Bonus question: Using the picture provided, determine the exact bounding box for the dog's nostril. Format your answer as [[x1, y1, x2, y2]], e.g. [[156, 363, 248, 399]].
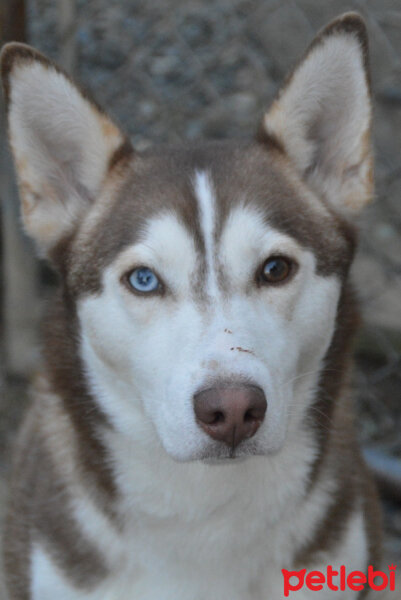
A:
[[244, 409, 255, 422], [244, 405, 266, 422], [212, 411, 225, 424]]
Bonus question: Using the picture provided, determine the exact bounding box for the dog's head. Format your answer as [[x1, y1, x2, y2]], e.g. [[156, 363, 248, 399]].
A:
[[1, 13, 372, 462]]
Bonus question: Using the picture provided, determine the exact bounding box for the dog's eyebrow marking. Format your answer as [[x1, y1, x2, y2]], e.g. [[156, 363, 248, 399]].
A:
[[194, 170, 219, 298]]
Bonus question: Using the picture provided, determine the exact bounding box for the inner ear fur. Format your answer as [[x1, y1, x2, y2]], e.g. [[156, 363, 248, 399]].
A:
[[260, 12, 373, 217], [0, 42, 133, 255]]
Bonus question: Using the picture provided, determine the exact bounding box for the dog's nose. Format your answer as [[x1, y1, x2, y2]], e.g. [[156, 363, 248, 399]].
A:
[[194, 385, 267, 448]]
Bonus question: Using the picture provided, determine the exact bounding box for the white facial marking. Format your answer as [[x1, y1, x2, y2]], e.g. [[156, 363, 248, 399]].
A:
[[193, 170, 219, 297], [220, 204, 300, 291], [78, 198, 341, 464]]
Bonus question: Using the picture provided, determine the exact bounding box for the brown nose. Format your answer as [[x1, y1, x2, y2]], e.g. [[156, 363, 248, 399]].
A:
[[194, 385, 267, 448]]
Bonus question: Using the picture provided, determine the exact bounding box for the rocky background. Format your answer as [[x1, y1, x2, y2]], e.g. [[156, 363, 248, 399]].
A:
[[1, 0, 400, 585]]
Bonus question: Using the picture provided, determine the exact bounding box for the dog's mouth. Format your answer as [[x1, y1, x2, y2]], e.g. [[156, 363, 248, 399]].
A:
[[195, 438, 266, 463], [202, 455, 250, 465]]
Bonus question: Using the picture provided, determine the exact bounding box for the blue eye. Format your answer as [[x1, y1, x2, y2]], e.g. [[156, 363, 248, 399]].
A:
[[127, 267, 160, 293]]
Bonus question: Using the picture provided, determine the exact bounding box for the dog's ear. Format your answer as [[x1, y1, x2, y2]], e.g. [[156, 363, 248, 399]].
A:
[[0, 43, 132, 254], [261, 13, 372, 217]]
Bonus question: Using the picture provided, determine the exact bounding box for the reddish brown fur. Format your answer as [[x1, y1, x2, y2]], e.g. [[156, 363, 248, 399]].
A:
[[296, 286, 382, 576]]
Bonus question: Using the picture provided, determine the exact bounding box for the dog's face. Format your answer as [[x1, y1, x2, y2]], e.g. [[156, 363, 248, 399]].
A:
[[1, 14, 372, 462], [75, 146, 349, 461]]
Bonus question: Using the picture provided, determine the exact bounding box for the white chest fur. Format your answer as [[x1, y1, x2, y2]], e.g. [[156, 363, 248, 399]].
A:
[[31, 457, 367, 600], [30, 428, 366, 600]]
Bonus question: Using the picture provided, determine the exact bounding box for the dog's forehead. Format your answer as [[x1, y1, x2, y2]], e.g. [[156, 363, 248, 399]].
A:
[[68, 141, 355, 296]]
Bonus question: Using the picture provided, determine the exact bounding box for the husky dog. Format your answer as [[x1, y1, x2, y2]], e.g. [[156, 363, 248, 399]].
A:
[[1, 12, 383, 600]]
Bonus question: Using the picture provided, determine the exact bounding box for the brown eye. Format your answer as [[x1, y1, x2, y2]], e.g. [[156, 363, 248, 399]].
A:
[[260, 256, 293, 284]]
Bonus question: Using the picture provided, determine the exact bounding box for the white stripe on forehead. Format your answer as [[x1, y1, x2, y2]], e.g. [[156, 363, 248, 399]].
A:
[[193, 171, 219, 297]]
